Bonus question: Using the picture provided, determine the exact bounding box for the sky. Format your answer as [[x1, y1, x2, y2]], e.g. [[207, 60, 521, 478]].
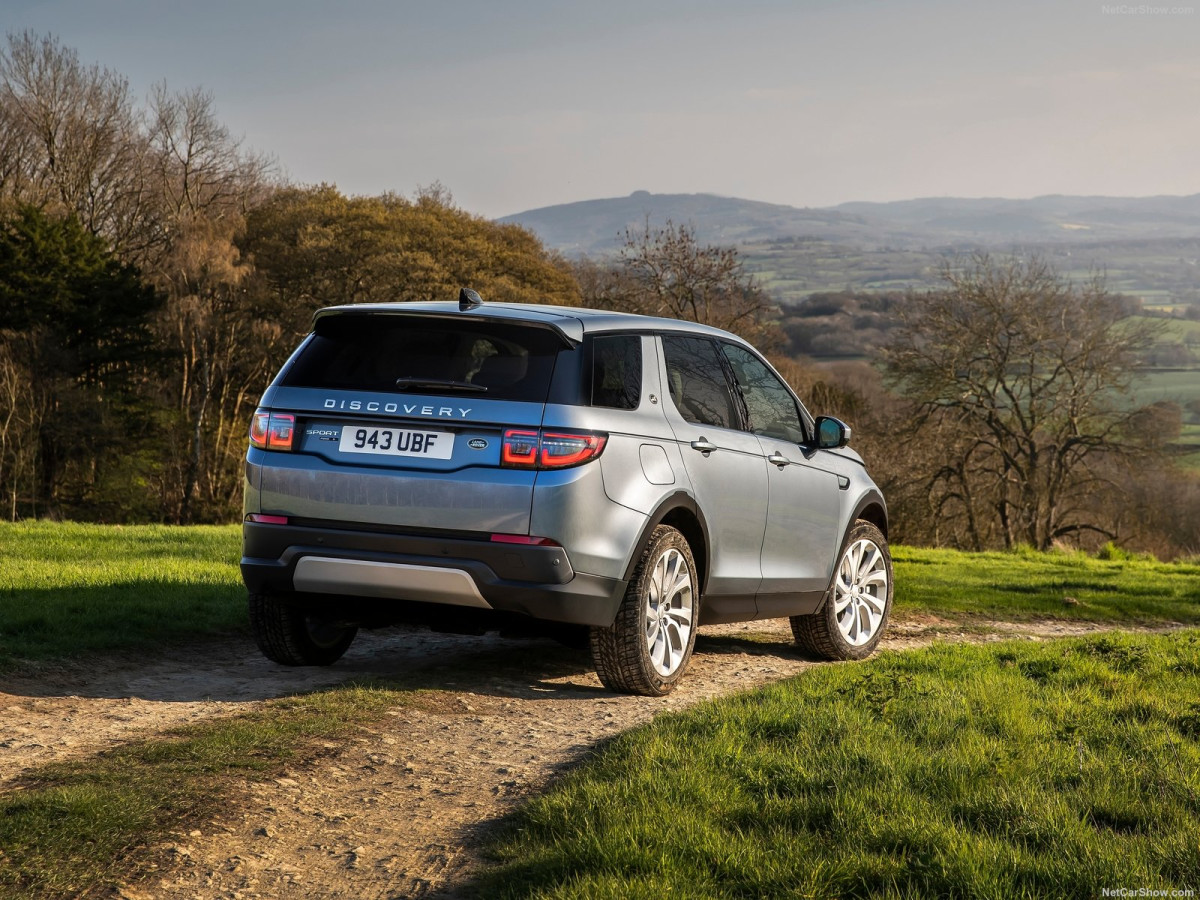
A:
[[6, 0, 1200, 218]]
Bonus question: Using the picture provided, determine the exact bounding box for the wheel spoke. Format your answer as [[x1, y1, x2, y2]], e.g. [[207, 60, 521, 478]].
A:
[[656, 630, 673, 671], [860, 592, 886, 615], [666, 603, 693, 626], [840, 553, 854, 581], [850, 541, 864, 574], [651, 557, 668, 603], [857, 603, 872, 642], [857, 546, 881, 581], [860, 569, 888, 588], [843, 604, 858, 641], [834, 590, 854, 614], [666, 567, 691, 602]]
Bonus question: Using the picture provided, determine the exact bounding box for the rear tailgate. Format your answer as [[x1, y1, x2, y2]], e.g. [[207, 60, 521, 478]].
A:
[[256, 388, 545, 533]]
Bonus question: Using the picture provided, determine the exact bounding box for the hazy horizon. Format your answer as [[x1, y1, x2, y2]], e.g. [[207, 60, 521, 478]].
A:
[[7, 0, 1200, 218]]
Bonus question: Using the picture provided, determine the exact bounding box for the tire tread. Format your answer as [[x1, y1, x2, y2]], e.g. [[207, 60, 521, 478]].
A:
[[249, 590, 356, 666], [590, 525, 697, 696], [790, 520, 892, 662]]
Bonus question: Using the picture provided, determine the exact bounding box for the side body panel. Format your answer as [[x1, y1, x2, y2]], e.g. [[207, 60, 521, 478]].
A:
[[653, 336, 766, 613]]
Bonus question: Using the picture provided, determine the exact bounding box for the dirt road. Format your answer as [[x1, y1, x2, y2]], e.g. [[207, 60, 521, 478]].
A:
[[0, 616, 1165, 899]]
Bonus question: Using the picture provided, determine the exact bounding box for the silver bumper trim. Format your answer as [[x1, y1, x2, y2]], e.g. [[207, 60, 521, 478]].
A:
[[292, 557, 492, 608]]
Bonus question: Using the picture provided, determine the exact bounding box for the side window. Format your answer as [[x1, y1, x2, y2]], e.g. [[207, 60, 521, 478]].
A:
[[721, 344, 805, 443], [661, 335, 739, 430], [591, 335, 642, 409]]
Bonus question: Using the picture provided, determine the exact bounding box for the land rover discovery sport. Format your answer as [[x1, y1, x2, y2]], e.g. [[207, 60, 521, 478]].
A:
[[241, 292, 892, 695]]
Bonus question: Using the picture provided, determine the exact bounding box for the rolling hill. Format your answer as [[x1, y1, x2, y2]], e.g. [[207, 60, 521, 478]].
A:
[[499, 191, 1200, 255]]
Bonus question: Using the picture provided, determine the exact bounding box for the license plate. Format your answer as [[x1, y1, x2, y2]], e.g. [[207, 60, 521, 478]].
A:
[[337, 425, 455, 459]]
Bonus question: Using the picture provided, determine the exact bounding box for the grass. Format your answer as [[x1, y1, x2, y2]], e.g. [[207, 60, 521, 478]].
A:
[[0, 681, 408, 900], [2, 525, 1198, 895], [477, 631, 1200, 899], [0, 522, 245, 670], [3, 524, 1198, 673], [892, 545, 1200, 625], [1135, 367, 1200, 410]]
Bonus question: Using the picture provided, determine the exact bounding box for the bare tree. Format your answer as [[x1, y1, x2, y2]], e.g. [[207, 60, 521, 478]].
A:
[[140, 83, 274, 521], [0, 31, 154, 252], [880, 254, 1158, 550], [580, 220, 780, 346]]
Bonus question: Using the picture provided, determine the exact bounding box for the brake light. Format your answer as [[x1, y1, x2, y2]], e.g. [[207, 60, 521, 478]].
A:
[[500, 428, 607, 469], [249, 409, 296, 451], [501, 429, 539, 466]]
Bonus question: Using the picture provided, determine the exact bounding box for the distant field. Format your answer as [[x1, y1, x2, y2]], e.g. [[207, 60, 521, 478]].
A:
[[1135, 368, 1200, 406], [745, 238, 1200, 308]]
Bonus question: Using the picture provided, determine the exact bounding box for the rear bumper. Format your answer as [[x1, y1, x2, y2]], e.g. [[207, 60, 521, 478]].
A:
[[241, 521, 627, 627]]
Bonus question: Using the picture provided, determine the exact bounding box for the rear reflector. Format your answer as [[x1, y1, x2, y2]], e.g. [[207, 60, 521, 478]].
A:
[[490, 533, 560, 546], [500, 428, 607, 469], [247, 514, 289, 525]]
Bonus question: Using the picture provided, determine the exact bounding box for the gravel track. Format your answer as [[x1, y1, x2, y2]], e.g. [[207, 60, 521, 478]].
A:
[[0, 615, 1173, 899]]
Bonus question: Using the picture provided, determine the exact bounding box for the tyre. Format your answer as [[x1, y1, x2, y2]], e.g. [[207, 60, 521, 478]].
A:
[[590, 525, 699, 696], [249, 590, 358, 666], [791, 520, 892, 661]]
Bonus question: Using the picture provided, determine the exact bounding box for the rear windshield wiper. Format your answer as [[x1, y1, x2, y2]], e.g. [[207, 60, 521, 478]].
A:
[[393, 377, 488, 393]]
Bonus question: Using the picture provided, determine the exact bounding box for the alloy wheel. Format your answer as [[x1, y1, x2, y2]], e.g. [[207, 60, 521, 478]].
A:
[[644, 547, 695, 676], [833, 538, 889, 646]]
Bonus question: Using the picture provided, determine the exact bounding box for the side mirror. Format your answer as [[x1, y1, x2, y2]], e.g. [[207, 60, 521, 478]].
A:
[[814, 416, 851, 449]]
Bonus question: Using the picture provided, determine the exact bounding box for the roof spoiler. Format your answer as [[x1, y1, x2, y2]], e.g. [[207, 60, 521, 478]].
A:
[[311, 304, 583, 346]]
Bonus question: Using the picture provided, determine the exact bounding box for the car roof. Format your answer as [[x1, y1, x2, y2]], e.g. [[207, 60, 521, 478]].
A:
[[312, 301, 749, 346]]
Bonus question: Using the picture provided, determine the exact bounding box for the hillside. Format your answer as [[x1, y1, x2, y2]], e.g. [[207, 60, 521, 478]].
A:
[[500, 191, 1200, 310], [500, 190, 1200, 255], [496, 191, 891, 254]]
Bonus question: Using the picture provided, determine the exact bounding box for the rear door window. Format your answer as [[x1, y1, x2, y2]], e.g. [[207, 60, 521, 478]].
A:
[[282, 315, 565, 403]]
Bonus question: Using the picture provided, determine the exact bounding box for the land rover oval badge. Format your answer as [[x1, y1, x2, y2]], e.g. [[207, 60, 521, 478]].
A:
[[467, 438, 488, 450]]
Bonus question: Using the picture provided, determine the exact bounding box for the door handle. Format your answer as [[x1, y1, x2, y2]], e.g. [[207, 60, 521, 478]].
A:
[[767, 451, 792, 468], [690, 438, 717, 454]]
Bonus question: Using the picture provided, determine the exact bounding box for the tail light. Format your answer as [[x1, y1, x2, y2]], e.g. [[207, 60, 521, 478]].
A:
[[249, 410, 296, 451], [500, 428, 607, 469]]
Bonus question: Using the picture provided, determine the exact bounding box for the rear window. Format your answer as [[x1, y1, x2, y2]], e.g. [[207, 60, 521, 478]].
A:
[[282, 314, 565, 403]]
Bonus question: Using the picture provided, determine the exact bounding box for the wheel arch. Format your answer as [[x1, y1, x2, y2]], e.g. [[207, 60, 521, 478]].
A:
[[852, 492, 888, 539], [621, 491, 711, 594], [814, 489, 889, 612]]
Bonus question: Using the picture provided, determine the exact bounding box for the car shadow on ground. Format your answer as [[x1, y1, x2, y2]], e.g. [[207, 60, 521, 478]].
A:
[[0, 626, 815, 705]]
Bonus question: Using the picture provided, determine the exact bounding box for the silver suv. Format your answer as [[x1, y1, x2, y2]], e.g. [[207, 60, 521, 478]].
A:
[[242, 293, 892, 695]]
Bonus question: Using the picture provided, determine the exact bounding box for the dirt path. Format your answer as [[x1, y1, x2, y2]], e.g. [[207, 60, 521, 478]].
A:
[[0, 616, 1182, 899]]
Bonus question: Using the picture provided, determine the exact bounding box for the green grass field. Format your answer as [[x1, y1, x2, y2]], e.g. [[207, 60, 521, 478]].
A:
[[2, 525, 1199, 897], [1135, 367, 1200, 410], [893, 545, 1200, 624], [478, 631, 1200, 898], [3, 524, 1199, 673], [0, 522, 244, 670]]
